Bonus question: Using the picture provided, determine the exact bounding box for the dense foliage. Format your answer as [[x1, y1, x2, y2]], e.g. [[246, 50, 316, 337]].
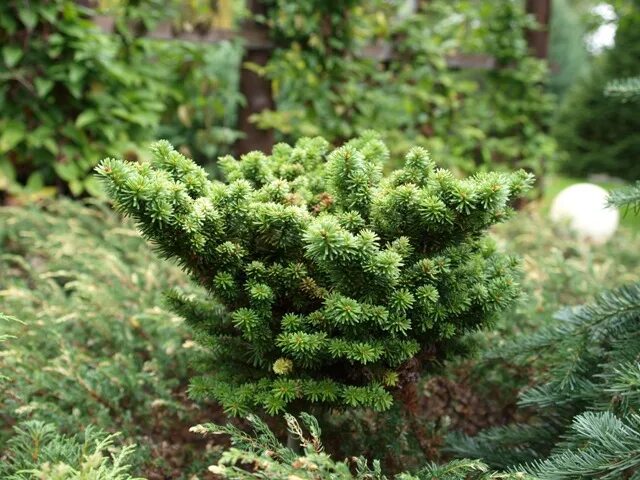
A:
[[0, 421, 140, 480], [448, 184, 640, 478], [554, 1, 640, 180], [3, 1, 639, 478], [0, 0, 241, 198], [302, 200, 640, 474], [1, 0, 558, 198], [0, 199, 213, 476], [256, 0, 556, 183], [97, 133, 533, 416], [0, 0, 164, 196], [1, 195, 638, 478]]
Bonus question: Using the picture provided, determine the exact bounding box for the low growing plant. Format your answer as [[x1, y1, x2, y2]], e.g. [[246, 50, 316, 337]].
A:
[[191, 413, 532, 479], [0, 421, 141, 480], [97, 132, 533, 417], [0, 199, 211, 476]]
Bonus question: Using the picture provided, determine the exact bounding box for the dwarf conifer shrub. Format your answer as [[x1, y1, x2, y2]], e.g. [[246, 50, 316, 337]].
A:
[[97, 132, 533, 416], [554, 3, 640, 180]]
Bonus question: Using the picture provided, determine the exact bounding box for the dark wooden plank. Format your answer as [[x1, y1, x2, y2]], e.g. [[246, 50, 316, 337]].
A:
[[234, 1, 275, 155], [360, 42, 496, 69], [93, 15, 272, 49], [445, 53, 496, 70], [525, 0, 552, 59]]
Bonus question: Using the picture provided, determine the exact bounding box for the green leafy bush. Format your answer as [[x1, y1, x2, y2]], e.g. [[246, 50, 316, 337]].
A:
[[97, 132, 533, 417], [291, 204, 639, 473], [255, 0, 556, 183], [554, 2, 640, 179], [154, 40, 244, 167], [0, 0, 242, 198], [0, 0, 171, 196]]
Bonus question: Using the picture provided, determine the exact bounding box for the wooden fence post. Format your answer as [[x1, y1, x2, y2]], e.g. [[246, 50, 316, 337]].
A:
[[526, 0, 552, 59], [234, 0, 275, 155]]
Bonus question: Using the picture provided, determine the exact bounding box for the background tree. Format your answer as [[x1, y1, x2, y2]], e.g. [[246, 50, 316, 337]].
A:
[[548, 0, 590, 97], [448, 182, 640, 478], [554, 0, 640, 180]]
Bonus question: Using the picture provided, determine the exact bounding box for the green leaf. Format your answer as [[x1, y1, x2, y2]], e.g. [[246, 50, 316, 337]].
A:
[[39, 5, 58, 24], [75, 110, 99, 129], [0, 159, 17, 188], [0, 122, 26, 153], [54, 161, 81, 182], [68, 82, 83, 99], [0, 14, 18, 35], [25, 172, 45, 191], [18, 8, 38, 31], [3, 46, 23, 68], [35, 78, 54, 98], [68, 64, 85, 85], [43, 138, 59, 155]]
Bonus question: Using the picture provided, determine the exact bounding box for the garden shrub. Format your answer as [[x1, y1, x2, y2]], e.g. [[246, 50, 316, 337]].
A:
[[97, 132, 533, 417], [0, 199, 206, 474], [0, 0, 241, 199], [554, 1, 640, 180], [448, 184, 640, 478], [0, 0, 170, 197], [301, 201, 640, 474]]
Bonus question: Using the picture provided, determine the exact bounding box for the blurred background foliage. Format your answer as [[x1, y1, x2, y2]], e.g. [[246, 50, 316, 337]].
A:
[[255, 0, 556, 184], [0, 0, 243, 200], [553, 0, 640, 180], [1, 0, 637, 199], [1, 0, 639, 478]]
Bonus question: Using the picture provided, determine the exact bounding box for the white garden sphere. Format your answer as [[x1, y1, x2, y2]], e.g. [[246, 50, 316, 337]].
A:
[[550, 183, 619, 245]]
